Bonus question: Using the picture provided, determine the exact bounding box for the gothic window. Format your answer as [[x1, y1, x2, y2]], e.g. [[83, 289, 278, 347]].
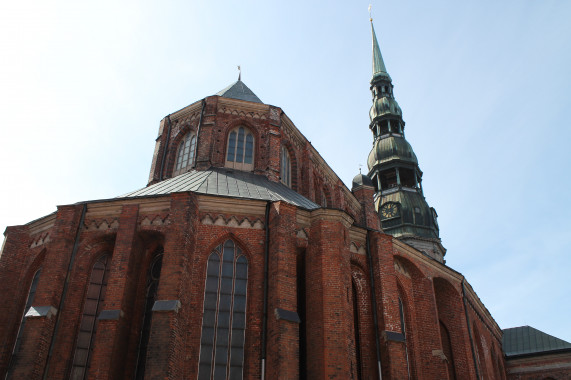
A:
[[198, 240, 248, 380], [70, 255, 110, 380], [6, 269, 41, 376], [399, 297, 412, 380], [320, 187, 328, 207], [135, 249, 164, 380], [280, 146, 291, 187], [225, 126, 254, 171], [174, 132, 197, 175]]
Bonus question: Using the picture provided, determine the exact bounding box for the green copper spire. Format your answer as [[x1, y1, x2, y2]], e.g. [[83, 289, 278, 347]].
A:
[[371, 21, 391, 82]]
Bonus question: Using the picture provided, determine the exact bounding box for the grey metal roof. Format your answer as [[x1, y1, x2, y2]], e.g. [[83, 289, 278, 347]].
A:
[[121, 167, 319, 210], [503, 326, 571, 357], [216, 80, 263, 103]]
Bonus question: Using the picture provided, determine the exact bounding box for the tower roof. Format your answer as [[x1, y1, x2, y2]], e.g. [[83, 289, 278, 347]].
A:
[[371, 22, 391, 82], [216, 80, 263, 103]]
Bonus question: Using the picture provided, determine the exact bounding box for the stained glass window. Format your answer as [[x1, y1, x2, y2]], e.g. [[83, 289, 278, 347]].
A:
[[198, 240, 248, 380]]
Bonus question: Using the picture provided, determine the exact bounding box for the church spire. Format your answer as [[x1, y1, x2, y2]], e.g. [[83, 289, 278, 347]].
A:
[[371, 21, 391, 82], [366, 19, 445, 263]]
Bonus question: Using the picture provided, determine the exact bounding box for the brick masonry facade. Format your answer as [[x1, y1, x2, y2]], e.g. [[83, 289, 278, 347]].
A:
[[0, 93, 541, 379]]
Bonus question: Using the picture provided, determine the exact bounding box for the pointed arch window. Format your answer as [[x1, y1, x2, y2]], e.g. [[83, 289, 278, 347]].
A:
[[70, 255, 110, 380], [198, 240, 248, 380], [225, 127, 254, 171], [174, 132, 197, 175], [6, 269, 41, 377], [399, 297, 412, 380], [135, 248, 164, 380], [280, 146, 291, 188]]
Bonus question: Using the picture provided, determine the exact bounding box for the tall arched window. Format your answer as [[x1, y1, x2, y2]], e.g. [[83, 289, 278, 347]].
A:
[[135, 249, 164, 380], [174, 132, 197, 175], [320, 187, 328, 207], [399, 297, 412, 380], [198, 240, 248, 380], [280, 146, 291, 187], [225, 126, 254, 171], [6, 269, 41, 378], [70, 255, 110, 380]]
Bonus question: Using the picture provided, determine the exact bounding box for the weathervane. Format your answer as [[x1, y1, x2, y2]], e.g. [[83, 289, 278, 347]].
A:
[[359, 163, 363, 174], [237, 65, 241, 81]]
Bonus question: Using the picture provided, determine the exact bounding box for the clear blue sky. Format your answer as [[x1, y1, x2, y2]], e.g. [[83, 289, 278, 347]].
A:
[[1, 1, 570, 342]]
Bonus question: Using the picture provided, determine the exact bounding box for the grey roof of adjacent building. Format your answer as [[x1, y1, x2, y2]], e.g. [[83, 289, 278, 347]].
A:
[[216, 80, 263, 103], [503, 326, 571, 357], [121, 167, 319, 210]]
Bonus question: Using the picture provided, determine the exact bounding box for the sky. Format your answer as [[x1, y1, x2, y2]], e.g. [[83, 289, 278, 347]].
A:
[[1, 1, 570, 342]]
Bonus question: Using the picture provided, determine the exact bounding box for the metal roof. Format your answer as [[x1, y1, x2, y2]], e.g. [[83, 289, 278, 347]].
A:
[[503, 326, 571, 356], [121, 167, 319, 210], [216, 80, 263, 103]]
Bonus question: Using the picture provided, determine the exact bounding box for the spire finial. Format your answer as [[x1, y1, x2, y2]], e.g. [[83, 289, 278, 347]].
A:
[[237, 65, 241, 81], [371, 17, 391, 82], [368, 4, 372, 21]]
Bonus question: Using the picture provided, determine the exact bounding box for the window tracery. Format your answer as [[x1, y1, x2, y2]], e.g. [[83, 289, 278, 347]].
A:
[[198, 240, 248, 380]]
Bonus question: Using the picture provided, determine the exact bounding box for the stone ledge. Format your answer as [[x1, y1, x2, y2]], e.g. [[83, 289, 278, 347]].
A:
[[25, 306, 57, 319], [152, 300, 181, 312]]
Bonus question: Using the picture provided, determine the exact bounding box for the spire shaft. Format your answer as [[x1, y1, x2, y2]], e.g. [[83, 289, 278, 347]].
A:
[[371, 22, 391, 82]]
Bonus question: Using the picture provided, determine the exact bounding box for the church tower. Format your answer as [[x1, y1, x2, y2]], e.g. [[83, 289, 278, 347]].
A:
[[367, 21, 446, 262]]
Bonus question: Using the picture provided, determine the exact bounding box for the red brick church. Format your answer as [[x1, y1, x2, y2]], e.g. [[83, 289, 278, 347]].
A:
[[1, 21, 569, 380]]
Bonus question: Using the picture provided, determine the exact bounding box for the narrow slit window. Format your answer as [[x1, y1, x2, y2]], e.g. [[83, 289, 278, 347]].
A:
[[280, 146, 291, 188]]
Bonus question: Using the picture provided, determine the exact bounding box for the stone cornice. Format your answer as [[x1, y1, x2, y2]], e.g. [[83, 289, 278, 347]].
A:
[[197, 195, 267, 217], [217, 96, 270, 115], [27, 213, 57, 236], [169, 99, 203, 121], [309, 208, 354, 229]]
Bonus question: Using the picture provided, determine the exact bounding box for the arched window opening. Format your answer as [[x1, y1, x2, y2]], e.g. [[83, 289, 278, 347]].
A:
[[399, 297, 412, 380], [380, 120, 389, 135], [280, 146, 291, 188], [198, 240, 248, 380], [380, 169, 398, 190], [135, 248, 164, 380], [174, 133, 197, 175], [70, 255, 110, 380], [320, 187, 328, 208], [225, 127, 254, 172], [439, 321, 457, 380], [351, 282, 363, 380], [6, 269, 41, 378]]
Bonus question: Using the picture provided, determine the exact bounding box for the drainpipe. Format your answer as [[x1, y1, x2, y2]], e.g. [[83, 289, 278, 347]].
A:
[[159, 115, 173, 181], [193, 99, 206, 168], [261, 202, 271, 380], [366, 231, 383, 380], [462, 279, 480, 380], [42, 203, 87, 380]]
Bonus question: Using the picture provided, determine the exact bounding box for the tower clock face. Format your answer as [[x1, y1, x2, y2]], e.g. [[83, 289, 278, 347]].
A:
[[381, 203, 399, 219]]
